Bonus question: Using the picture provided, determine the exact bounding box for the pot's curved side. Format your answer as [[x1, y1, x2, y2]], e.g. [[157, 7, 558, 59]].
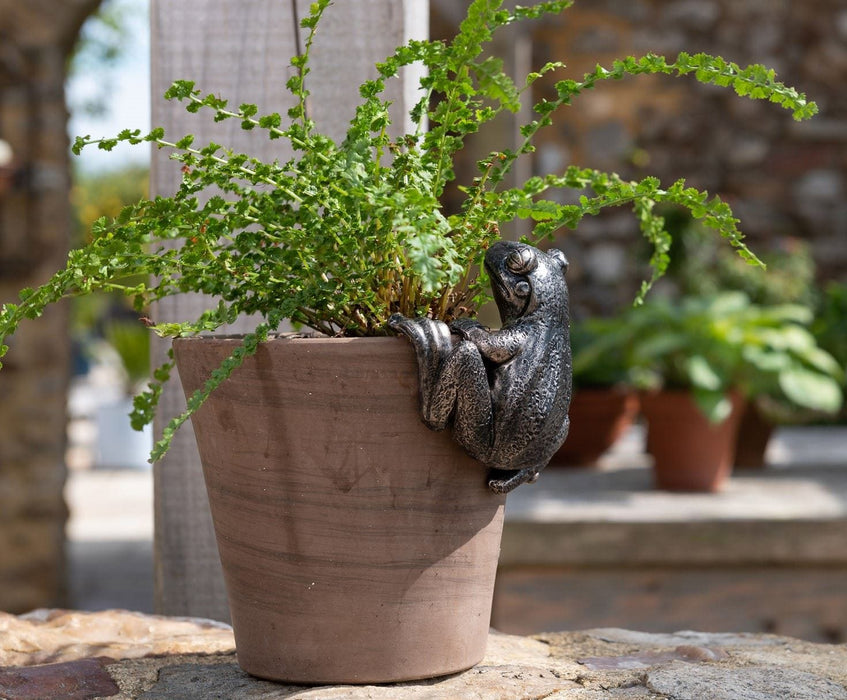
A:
[[550, 388, 639, 466], [641, 390, 743, 492], [173, 336, 506, 684]]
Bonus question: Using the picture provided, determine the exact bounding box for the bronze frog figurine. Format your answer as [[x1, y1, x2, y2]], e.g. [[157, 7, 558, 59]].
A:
[[389, 241, 572, 494]]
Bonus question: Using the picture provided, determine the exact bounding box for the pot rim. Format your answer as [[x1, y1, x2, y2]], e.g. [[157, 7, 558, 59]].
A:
[[172, 333, 407, 345]]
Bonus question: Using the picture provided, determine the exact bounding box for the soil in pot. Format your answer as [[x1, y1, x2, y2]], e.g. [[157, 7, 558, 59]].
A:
[[641, 390, 744, 492], [549, 388, 639, 467], [173, 335, 506, 685]]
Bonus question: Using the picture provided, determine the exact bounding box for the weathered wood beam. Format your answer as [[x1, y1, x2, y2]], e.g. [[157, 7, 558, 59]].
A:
[[150, 0, 429, 621]]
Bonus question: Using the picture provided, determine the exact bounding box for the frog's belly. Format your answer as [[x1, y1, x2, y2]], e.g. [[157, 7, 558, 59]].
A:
[[488, 377, 570, 470]]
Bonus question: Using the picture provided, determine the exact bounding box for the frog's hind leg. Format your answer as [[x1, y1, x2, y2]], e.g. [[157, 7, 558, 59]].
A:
[[487, 466, 541, 495], [429, 340, 493, 455], [388, 314, 453, 429], [389, 314, 494, 451]]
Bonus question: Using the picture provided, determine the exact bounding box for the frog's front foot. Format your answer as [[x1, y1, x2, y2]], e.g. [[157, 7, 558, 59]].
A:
[[449, 317, 486, 340], [388, 314, 452, 370], [388, 314, 453, 429], [487, 467, 541, 495]]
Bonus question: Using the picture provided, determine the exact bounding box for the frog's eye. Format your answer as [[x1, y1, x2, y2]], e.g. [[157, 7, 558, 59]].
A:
[[506, 247, 537, 275]]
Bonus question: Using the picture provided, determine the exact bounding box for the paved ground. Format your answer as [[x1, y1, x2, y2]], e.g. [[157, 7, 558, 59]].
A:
[[64, 424, 847, 615], [64, 371, 155, 613], [66, 468, 154, 613]]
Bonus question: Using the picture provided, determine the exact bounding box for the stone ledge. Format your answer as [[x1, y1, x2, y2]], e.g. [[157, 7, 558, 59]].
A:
[[1, 610, 846, 699], [502, 454, 847, 567], [500, 518, 847, 566]]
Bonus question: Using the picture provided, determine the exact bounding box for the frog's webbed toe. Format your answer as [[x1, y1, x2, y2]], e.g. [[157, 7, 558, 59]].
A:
[[449, 317, 485, 339], [388, 314, 452, 372], [487, 466, 541, 494]]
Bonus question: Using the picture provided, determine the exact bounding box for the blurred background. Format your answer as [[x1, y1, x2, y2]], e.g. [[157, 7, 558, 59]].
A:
[[1, 0, 846, 642]]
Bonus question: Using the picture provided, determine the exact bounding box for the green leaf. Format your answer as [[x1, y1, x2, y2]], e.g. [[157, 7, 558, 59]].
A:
[[72, 136, 88, 155], [258, 113, 282, 130], [239, 103, 258, 117], [759, 325, 816, 352], [794, 346, 844, 380], [630, 331, 687, 363], [779, 368, 844, 413], [686, 355, 723, 391], [692, 389, 733, 424], [164, 80, 196, 101], [741, 345, 792, 373]]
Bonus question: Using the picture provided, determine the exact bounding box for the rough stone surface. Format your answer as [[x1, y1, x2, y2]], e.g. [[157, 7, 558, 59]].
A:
[[2, 611, 847, 699], [96, 627, 847, 699], [0, 609, 235, 667], [0, 657, 119, 700], [647, 663, 847, 700]]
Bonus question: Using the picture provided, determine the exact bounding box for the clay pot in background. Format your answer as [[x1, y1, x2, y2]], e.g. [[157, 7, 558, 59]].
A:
[[174, 335, 506, 684], [641, 390, 744, 492], [550, 388, 639, 466]]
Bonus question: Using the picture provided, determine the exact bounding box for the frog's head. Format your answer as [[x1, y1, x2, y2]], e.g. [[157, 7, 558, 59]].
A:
[[484, 241, 569, 324]]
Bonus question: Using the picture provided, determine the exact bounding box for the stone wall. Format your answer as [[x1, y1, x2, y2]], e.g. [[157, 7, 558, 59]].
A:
[[539, 0, 847, 316], [0, 0, 102, 612], [436, 0, 847, 318]]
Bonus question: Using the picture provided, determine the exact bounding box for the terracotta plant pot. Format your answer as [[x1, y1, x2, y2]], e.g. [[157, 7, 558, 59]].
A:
[[549, 388, 639, 466], [641, 390, 744, 492], [172, 335, 506, 684], [733, 401, 775, 469]]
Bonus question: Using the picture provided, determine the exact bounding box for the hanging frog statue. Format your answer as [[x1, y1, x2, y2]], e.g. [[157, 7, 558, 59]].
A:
[[389, 241, 572, 494]]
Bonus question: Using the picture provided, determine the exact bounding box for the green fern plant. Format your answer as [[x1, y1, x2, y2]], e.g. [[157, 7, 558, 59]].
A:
[[0, 0, 818, 459]]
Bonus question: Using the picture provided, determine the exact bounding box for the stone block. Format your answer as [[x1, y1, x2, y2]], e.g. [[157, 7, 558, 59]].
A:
[[494, 565, 847, 644], [2, 611, 847, 698]]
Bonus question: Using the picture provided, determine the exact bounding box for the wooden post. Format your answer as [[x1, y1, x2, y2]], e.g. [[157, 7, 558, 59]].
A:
[[150, 0, 428, 621]]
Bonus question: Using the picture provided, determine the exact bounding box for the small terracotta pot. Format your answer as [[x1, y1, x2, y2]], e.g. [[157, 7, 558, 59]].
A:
[[641, 390, 744, 492], [734, 401, 775, 469], [550, 388, 639, 466], [173, 335, 505, 684]]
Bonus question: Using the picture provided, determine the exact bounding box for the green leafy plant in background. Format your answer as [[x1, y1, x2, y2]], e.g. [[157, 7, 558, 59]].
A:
[[812, 281, 847, 420], [635, 209, 846, 423], [0, 0, 820, 459], [658, 209, 817, 308], [570, 316, 633, 389], [814, 282, 847, 372], [69, 164, 151, 383], [601, 292, 844, 423], [103, 319, 151, 391], [72, 164, 150, 242]]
